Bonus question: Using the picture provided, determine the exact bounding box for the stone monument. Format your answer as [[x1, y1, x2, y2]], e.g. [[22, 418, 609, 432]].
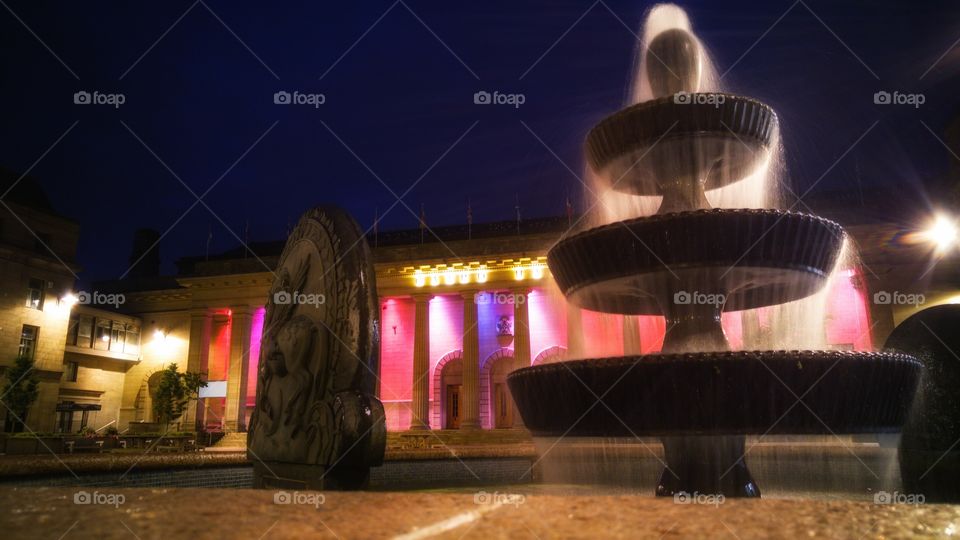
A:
[[248, 206, 385, 490]]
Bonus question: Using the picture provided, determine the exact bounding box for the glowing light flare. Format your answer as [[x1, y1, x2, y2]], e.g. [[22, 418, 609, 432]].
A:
[[531, 263, 545, 280], [458, 269, 470, 284], [476, 266, 489, 283], [414, 270, 426, 288], [513, 266, 525, 280], [923, 214, 958, 254], [443, 268, 456, 285], [429, 272, 441, 287]]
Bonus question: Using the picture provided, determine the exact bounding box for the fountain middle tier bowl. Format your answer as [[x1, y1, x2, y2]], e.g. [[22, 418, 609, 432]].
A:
[[585, 93, 777, 198], [548, 209, 843, 315], [507, 351, 922, 437]]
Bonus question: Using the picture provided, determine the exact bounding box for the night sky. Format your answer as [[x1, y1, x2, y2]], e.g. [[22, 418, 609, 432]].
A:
[[1, 0, 959, 285]]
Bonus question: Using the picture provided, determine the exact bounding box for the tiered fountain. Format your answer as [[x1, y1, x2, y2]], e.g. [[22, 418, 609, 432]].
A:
[[508, 6, 922, 498]]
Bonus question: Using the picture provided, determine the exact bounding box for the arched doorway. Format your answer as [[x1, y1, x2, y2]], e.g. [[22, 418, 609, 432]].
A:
[[432, 350, 463, 429], [481, 348, 514, 429], [533, 345, 568, 366]]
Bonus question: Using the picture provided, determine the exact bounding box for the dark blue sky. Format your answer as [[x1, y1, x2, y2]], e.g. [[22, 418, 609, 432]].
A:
[[1, 0, 959, 283]]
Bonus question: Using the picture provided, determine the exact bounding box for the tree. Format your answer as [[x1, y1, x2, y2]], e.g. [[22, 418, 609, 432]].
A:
[[1, 356, 39, 432], [152, 364, 206, 427]]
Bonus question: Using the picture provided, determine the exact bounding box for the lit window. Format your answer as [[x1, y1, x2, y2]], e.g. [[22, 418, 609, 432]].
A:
[[125, 325, 140, 355], [19, 325, 38, 360], [25, 278, 44, 309]]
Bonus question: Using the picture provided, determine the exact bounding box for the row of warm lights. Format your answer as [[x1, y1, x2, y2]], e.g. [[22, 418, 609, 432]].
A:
[[413, 262, 547, 287], [414, 266, 490, 287]]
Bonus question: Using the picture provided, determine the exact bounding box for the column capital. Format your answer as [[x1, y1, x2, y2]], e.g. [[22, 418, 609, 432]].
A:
[[508, 286, 531, 296], [189, 307, 212, 319], [411, 293, 433, 303], [229, 304, 253, 318], [459, 289, 481, 302]]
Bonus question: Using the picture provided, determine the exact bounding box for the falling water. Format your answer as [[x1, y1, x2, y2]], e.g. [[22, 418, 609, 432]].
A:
[[533, 2, 899, 499]]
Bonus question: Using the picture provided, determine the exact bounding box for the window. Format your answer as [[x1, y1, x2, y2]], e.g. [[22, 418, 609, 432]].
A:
[[110, 323, 125, 353], [19, 325, 38, 360], [25, 278, 44, 309], [75, 316, 93, 348], [125, 325, 141, 355], [63, 361, 78, 382], [94, 319, 111, 351]]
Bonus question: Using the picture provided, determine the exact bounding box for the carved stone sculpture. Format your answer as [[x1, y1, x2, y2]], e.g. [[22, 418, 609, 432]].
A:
[[248, 206, 384, 490]]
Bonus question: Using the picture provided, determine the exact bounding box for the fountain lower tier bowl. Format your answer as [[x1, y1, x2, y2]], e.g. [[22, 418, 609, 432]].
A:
[[585, 94, 777, 206], [548, 209, 843, 315], [507, 351, 922, 437]]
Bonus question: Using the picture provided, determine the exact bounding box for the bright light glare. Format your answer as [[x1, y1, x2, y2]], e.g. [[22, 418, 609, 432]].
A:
[[924, 214, 958, 254]]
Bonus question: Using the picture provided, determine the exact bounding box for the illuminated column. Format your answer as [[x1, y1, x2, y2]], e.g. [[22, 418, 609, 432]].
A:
[[410, 294, 432, 430], [511, 287, 531, 428], [622, 315, 642, 355], [225, 305, 252, 432], [183, 309, 211, 431], [460, 290, 481, 430], [567, 303, 584, 357]]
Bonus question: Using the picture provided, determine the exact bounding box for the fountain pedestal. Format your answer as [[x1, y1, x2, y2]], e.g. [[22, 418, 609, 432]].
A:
[[657, 436, 759, 498]]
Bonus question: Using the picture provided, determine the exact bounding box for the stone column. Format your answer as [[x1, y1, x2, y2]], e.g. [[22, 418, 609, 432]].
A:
[[225, 306, 253, 432], [567, 303, 584, 358], [622, 315, 642, 355], [410, 294, 432, 430], [511, 287, 531, 428], [460, 290, 481, 430], [183, 309, 211, 431]]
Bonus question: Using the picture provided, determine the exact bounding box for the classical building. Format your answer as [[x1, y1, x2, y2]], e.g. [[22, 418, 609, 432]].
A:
[[2, 185, 956, 435], [73, 207, 957, 436]]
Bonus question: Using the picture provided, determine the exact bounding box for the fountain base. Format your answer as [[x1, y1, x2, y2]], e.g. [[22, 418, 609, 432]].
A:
[[656, 435, 759, 498]]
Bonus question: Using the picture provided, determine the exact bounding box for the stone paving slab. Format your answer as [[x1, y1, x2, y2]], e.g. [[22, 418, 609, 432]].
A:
[[1, 487, 958, 539]]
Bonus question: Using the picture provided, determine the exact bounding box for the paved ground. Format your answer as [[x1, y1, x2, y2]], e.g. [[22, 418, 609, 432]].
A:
[[1, 487, 957, 539]]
